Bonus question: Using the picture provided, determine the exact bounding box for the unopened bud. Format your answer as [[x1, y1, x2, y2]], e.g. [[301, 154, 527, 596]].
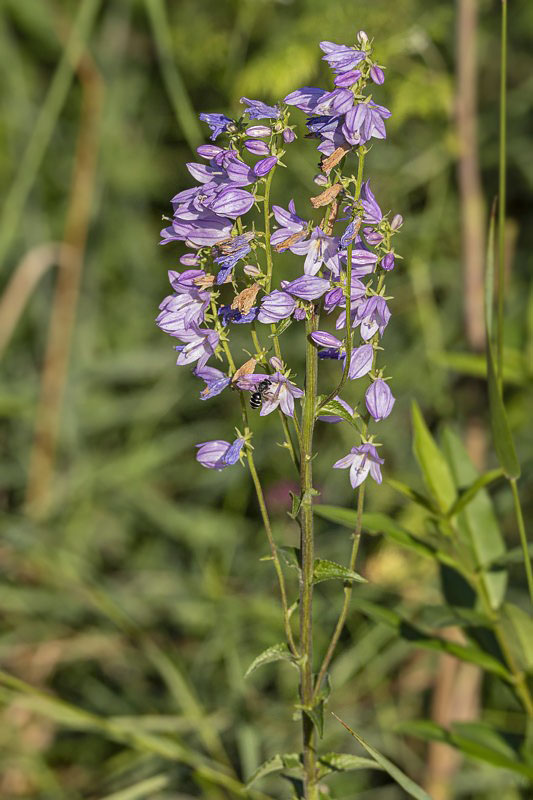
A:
[[357, 30, 369, 46], [391, 214, 404, 231], [313, 173, 328, 186]]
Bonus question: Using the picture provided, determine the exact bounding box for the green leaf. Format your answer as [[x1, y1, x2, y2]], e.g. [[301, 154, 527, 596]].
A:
[[396, 719, 449, 743], [355, 599, 511, 680], [386, 478, 440, 515], [431, 349, 525, 385], [270, 317, 292, 337], [316, 399, 357, 426], [442, 429, 507, 609], [411, 401, 456, 512], [317, 752, 384, 778], [244, 643, 297, 679], [314, 505, 437, 561], [502, 603, 533, 673], [303, 704, 325, 739], [486, 336, 520, 479], [247, 753, 302, 786], [331, 713, 432, 800], [313, 559, 366, 585], [99, 774, 171, 800], [278, 546, 300, 571], [446, 468, 504, 518]]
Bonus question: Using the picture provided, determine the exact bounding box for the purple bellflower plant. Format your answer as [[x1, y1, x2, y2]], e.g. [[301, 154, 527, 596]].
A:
[[156, 31, 402, 800]]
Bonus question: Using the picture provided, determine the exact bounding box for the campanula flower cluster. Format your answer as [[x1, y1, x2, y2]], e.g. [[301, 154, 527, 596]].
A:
[[156, 32, 401, 487]]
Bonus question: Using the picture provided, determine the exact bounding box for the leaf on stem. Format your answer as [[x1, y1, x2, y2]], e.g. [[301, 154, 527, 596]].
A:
[[317, 752, 384, 778], [486, 334, 520, 479], [312, 558, 366, 585], [244, 643, 297, 679], [331, 713, 432, 800], [411, 401, 456, 512], [247, 753, 302, 786]]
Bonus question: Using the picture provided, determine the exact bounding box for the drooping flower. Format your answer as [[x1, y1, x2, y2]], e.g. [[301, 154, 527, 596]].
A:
[[365, 379, 395, 421], [259, 372, 304, 418], [370, 65, 385, 85], [199, 112, 234, 141], [319, 41, 366, 73], [240, 97, 281, 120], [254, 156, 278, 176], [244, 140, 271, 155], [174, 326, 219, 369], [333, 443, 384, 488], [355, 296, 391, 340], [381, 252, 395, 271], [348, 344, 374, 379], [196, 437, 244, 469], [195, 366, 231, 400]]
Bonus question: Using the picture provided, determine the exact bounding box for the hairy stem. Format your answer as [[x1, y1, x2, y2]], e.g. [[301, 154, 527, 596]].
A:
[[299, 311, 319, 800]]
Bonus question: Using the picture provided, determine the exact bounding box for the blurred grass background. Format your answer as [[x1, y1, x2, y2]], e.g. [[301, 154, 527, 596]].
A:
[[1, 0, 533, 797]]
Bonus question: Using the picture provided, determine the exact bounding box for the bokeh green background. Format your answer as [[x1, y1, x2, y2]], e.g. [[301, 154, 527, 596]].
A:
[[1, 0, 532, 797]]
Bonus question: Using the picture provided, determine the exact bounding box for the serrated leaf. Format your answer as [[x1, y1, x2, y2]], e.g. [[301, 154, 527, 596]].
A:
[[332, 714, 432, 800], [313, 559, 366, 585], [411, 401, 456, 512], [244, 643, 296, 679], [486, 336, 520, 479], [317, 752, 384, 778], [247, 752, 302, 786], [317, 399, 356, 426]]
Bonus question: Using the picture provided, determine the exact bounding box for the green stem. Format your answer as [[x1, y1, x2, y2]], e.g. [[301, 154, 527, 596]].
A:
[[263, 168, 276, 292], [497, 0, 507, 385], [299, 312, 319, 800], [510, 478, 533, 605], [313, 482, 366, 700], [211, 301, 298, 656], [317, 148, 366, 412]]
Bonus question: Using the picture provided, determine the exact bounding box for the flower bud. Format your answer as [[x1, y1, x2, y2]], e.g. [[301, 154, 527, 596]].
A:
[[370, 65, 385, 85], [245, 125, 272, 138], [363, 227, 384, 245], [310, 331, 343, 348], [269, 356, 284, 371], [180, 252, 200, 266], [253, 156, 278, 176], [357, 30, 369, 46], [283, 128, 296, 143], [365, 379, 395, 421], [244, 139, 271, 155], [334, 70, 361, 87], [381, 252, 395, 271], [196, 144, 223, 159], [313, 173, 328, 186], [391, 214, 404, 231]]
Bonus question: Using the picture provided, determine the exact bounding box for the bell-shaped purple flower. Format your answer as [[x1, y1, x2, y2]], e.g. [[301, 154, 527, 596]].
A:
[[259, 372, 304, 418], [283, 128, 296, 143], [284, 87, 327, 113], [319, 41, 366, 73], [174, 327, 219, 369], [196, 437, 244, 470], [333, 443, 384, 489], [365, 379, 395, 421], [361, 181, 383, 224], [257, 290, 296, 323], [199, 113, 233, 141], [282, 275, 330, 301], [208, 187, 255, 218], [356, 296, 391, 340], [334, 70, 361, 87], [254, 156, 278, 176], [240, 97, 280, 120], [195, 366, 231, 400], [348, 344, 374, 379]]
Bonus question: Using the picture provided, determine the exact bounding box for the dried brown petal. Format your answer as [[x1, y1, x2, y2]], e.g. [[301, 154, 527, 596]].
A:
[[322, 200, 339, 235], [274, 230, 309, 253], [193, 274, 215, 289], [321, 146, 351, 175], [231, 284, 260, 314], [310, 183, 342, 209], [231, 357, 257, 383]]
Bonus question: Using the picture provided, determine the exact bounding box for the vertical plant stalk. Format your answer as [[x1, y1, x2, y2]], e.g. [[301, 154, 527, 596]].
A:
[[510, 478, 533, 604], [313, 482, 365, 699], [299, 312, 319, 800], [496, 0, 507, 384], [457, 0, 485, 352], [25, 55, 103, 515]]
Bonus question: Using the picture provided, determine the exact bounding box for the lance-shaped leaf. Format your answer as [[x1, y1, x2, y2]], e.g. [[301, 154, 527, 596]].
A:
[[247, 753, 303, 786], [411, 401, 456, 512], [332, 713, 432, 800], [486, 335, 520, 479], [317, 752, 384, 778], [244, 643, 297, 679]]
